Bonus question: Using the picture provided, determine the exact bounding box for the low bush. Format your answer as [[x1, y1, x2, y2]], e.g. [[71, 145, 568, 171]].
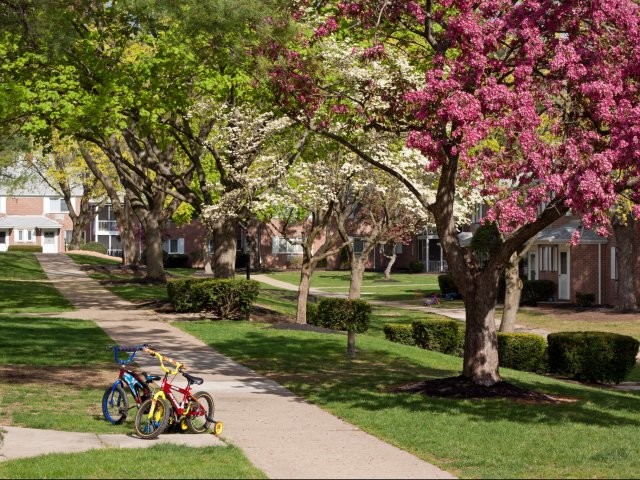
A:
[[383, 323, 416, 346], [437, 274, 459, 296], [78, 242, 107, 254], [412, 319, 464, 356], [575, 292, 596, 308], [165, 253, 190, 268], [408, 261, 424, 273], [547, 331, 640, 383], [521, 279, 555, 305], [497, 332, 547, 373], [7, 245, 42, 252], [310, 297, 372, 333], [167, 278, 260, 319]]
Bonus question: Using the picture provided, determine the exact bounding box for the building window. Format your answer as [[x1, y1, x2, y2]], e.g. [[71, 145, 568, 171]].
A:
[[395, 243, 403, 254], [611, 247, 618, 280], [0, 231, 5, 244], [49, 198, 68, 213], [351, 237, 365, 256], [17, 229, 35, 243], [272, 237, 303, 255], [529, 252, 537, 280], [539, 246, 557, 271], [163, 238, 184, 254]]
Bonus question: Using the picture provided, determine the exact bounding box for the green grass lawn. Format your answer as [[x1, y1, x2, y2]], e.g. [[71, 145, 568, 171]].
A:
[[0, 280, 75, 313], [0, 444, 266, 479], [0, 252, 47, 280], [177, 319, 640, 479], [265, 270, 442, 301]]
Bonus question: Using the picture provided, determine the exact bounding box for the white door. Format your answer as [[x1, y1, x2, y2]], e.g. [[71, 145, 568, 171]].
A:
[[42, 230, 58, 254], [558, 248, 570, 300]]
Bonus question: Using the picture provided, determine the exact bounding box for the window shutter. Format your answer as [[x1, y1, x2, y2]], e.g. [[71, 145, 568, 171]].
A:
[[178, 238, 185, 254]]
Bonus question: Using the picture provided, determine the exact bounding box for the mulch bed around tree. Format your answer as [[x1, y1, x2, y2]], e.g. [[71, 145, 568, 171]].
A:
[[388, 375, 577, 404]]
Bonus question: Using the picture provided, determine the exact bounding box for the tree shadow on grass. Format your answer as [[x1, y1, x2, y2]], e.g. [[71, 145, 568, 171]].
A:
[[203, 327, 640, 429]]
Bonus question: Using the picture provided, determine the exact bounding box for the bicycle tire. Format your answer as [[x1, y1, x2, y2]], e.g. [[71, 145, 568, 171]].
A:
[[186, 391, 214, 434], [102, 384, 129, 424], [134, 397, 170, 439]]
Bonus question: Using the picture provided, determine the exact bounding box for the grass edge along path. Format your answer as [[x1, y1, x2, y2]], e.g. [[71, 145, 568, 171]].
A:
[[0, 443, 267, 479], [176, 319, 640, 479]]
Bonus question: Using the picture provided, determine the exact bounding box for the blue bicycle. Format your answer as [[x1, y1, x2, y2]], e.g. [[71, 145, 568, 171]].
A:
[[102, 344, 161, 425]]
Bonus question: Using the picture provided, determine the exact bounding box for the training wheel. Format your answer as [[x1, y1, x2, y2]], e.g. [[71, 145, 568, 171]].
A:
[[212, 421, 223, 435]]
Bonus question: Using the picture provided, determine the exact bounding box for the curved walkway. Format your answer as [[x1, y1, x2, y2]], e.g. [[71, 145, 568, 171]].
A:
[[0, 254, 455, 479]]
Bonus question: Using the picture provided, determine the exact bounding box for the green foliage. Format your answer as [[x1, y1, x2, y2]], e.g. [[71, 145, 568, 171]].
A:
[[408, 260, 424, 273], [437, 274, 458, 296], [306, 302, 318, 324], [547, 331, 640, 383], [575, 292, 596, 308], [7, 244, 42, 253], [167, 278, 260, 319], [521, 279, 555, 305], [79, 242, 107, 254], [470, 222, 502, 267], [382, 323, 415, 346], [497, 333, 548, 373], [412, 319, 464, 356], [310, 297, 372, 333]]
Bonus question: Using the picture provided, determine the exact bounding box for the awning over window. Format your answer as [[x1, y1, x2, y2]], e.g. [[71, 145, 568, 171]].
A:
[[0, 215, 62, 229]]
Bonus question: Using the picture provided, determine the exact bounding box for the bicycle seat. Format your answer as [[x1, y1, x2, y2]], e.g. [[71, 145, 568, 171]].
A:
[[182, 371, 203, 385]]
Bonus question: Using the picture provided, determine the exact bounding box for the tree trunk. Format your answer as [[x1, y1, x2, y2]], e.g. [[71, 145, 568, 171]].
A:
[[296, 262, 314, 324], [348, 256, 366, 299], [347, 331, 356, 358], [383, 247, 397, 281], [500, 252, 523, 332], [212, 217, 237, 278], [613, 219, 638, 311], [142, 218, 166, 283], [118, 198, 139, 266], [462, 282, 501, 386]]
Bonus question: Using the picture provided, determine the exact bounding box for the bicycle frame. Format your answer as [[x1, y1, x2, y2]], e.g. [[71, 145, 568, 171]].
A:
[[107, 345, 159, 409], [142, 347, 211, 423]]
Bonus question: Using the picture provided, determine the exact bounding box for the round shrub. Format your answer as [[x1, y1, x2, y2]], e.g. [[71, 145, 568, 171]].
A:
[[547, 331, 639, 383], [409, 261, 424, 273], [79, 242, 107, 254], [497, 332, 547, 373], [437, 274, 459, 296], [313, 297, 372, 333]]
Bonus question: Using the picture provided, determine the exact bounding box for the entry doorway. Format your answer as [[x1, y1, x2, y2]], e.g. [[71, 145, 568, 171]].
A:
[[558, 248, 570, 300]]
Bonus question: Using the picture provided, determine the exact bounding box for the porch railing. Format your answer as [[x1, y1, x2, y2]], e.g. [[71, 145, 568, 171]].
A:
[[98, 220, 118, 232], [427, 260, 448, 272]]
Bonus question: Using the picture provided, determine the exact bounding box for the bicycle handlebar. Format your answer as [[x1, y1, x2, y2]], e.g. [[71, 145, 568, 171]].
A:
[[142, 346, 186, 374], [106, 344, 152, 365]]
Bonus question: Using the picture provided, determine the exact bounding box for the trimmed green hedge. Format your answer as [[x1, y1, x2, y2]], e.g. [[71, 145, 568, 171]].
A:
[[7, 245, 42, 252], [412, 319, 464, 356], [497, 332, 547, 373], [547, 331, 639, 383], [437, 274, 459, 296], [383, 323, 416, 346], [167, 278, 260, 319], [310, 297, 371, 333], [79, 242, 107, 254]]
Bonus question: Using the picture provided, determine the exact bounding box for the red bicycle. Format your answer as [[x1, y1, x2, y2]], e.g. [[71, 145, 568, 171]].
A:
[[133, 346, 223, 439]]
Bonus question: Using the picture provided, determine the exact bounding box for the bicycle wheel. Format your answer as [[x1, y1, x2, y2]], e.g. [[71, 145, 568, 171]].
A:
[[186, 391, 214, 434], [102, 384, 129, 424], [134, 397, 170, 439]]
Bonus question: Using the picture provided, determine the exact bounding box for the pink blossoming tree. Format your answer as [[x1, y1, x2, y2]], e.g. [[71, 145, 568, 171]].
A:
[[267, 0, 640, 385]]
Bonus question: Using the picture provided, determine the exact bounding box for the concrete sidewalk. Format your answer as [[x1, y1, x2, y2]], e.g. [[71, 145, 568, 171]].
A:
[[0, 254, 455, 479]]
